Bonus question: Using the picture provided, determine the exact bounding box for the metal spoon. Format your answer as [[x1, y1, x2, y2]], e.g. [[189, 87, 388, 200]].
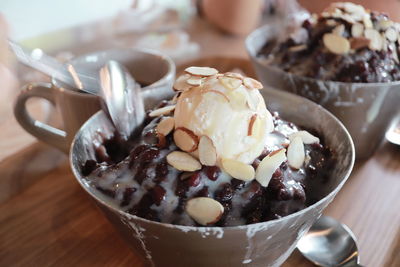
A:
[[9, 39, 99, 94], [10, 40, 145, 138], [99, 60, 145, 139], [297, 216, 362, 267]]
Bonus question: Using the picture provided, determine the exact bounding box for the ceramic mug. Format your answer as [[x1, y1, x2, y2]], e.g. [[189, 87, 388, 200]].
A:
[[14, 48, 175, 153]]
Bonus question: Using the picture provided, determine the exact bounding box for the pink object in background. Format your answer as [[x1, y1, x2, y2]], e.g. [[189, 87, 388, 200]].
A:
[[201, 0, 263, 36]]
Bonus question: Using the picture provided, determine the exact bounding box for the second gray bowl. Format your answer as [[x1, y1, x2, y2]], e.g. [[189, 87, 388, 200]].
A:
[[246, 24, 400, 159]]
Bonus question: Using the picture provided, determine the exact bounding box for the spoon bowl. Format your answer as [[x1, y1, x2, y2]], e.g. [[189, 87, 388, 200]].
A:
[[99, 60, 145, 139], [297, 216, 360, 267]]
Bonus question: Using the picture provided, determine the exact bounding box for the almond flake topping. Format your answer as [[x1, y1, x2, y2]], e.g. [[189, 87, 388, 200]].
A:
[[219, 76, 242, 90], [255, 149, 286, 187], [225, 72, 244, 80], [364, 28, 383, 50], [198, 136, 217, 166], [351, 23, 364, 38], [173, 127, 199, 152], [287, 136, 305, 169], [185, 66, 218, 77], [288, 130, 320, 144], [156, 117, 175, 136], [363, 14, 373, 28], [167, 151, 202, 172], [289, 44, 307, 52], [332, 24, 345, 36], [149, 105, 176, 117], [173, 74, 192, 91], [323, 33, 350, 54], [221, 158, 255, 181], [243, 77, 263, 90], [378, 20, 394, 30], [185, 197, 224, 226], [186, 77, 203, 86], [385, 28, 398, 42]]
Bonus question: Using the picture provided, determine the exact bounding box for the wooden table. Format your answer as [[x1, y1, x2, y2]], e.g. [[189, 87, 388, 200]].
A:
[[1, 15, 400, 267]]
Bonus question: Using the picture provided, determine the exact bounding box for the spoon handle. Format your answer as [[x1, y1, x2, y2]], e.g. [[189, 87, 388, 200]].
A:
[[8, 39, 99, 94]]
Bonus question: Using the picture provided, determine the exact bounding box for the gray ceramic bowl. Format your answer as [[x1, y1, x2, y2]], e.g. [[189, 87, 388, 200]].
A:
[[246, 24, 400, 159], [70, 88, 354, 267]]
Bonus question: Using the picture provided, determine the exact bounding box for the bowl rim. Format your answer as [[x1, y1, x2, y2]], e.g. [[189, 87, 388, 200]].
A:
[[245, 24, 400, 88], [69, 88, 355, 231]]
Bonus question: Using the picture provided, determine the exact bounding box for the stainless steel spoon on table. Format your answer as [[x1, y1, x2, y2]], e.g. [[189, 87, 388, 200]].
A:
[[297, 216, 362, 267]]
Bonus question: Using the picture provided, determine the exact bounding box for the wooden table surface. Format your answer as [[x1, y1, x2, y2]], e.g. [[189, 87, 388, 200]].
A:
[[1, 14, 400, 267]]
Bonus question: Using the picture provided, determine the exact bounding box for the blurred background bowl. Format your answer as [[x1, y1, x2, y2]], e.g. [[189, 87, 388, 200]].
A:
[[246, 24, 400, 159], [70, 88, 354, 267]]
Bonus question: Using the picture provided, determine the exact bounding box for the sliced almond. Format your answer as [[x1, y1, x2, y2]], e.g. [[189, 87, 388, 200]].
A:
[[219, 76, 242, 90], [185, 66, 218, 77], [364, 28, 383, 50], [385, 28, 398, 42], [225, 72, 244, 80], [247, 114, 258, 136], [243, 77, 263, 90], [378, 20, 394, 30], [171, 92, 181, 104], [341, 13, 357, 24], [186, 77, 203, 86], [166, 151, 202, 172], [363, 14, 373, 28], [149, 105, 176, 117], [325, 19, 337, 26], [350, 37, 370, 50], [173, 74, 192, 91], [323, 33, 350, 54], [342, 2, 365, 15], [255, 149, 286, 187], [156, 117, 175, 136], [287, 136, 305, 169], [174, 127, 199, 152], [351, 23, 364, 38], [198, 136, 217, 166], [185, 197, 224, 226], [332, 24, 345, 36], [245, 92, 257, 111], [288, 130, 320, 144], [202, 90, 230, 102], [221, 158, 255, 181], [289, 44, 307, 52]]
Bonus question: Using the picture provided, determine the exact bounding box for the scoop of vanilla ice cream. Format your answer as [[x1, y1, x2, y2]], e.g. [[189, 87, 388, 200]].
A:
[[173, 68, 274, 165]]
